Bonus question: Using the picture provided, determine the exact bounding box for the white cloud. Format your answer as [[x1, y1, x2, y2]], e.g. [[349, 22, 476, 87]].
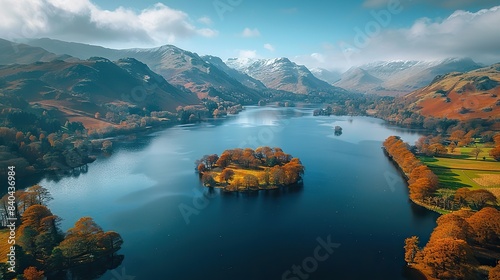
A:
[[198, 16, 213, 25], [264, 43, 275, 52], [238, 49, 258, 59], [197, 28, 218, 37], [0, 0, 218, 46], [310, 53, 325, 63], [296, 5, 500, 71], [241, 27, 260, 38], [362, 0, 500, 9]]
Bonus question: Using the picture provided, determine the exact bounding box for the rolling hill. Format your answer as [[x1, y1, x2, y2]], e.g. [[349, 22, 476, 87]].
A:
[[401, 63, 500, 120], [24, 38, 265, 104], [335, 58, 483, 96], [0, 57, 200, 128], [0, 38, 74, 65]]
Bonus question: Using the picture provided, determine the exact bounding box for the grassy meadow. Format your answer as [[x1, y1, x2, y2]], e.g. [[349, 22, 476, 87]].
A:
[[419, 145, 500, 199]]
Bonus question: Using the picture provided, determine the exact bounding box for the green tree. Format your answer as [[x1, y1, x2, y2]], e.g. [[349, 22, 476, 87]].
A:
[[47, 248, 65, 271]]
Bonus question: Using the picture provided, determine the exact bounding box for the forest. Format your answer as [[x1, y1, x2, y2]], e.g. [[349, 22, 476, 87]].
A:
[[0, 89, 245, 181], [195, 147, 305, 191], [405, 208, 500, 280], [0, 185, 123, 280], [383, 135, 500, 279]]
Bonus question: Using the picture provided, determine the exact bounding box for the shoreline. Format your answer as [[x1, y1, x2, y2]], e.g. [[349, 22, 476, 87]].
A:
[[382, 147, 449, 215]]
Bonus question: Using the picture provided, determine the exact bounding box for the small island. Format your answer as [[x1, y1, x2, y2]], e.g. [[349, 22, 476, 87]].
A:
[[195, 147, 305, 191], [334, 126, 342, 136]]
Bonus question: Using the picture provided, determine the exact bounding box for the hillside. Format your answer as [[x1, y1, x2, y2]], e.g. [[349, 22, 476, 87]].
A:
[[0, 38, 74, 65], [202, 55, 267, 91], [335, 58, 483, 96], [0, 57, 199, 128], [25, 38, 265, 104], [401, 63, 500, 120], [309, 68, 341, 85], [226, 57, 347, 95], [336, 67, 383, 93]]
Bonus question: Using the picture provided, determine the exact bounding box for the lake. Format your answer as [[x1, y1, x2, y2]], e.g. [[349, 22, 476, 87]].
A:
[[37, 106, 439, 280]]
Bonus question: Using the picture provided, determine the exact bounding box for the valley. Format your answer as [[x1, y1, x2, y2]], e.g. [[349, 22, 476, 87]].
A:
[[0, 29, 499, 280]]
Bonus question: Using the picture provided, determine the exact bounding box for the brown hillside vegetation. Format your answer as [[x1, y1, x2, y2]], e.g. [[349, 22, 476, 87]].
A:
[[403, 63, 500, 120], [0, 57, 200, 128]]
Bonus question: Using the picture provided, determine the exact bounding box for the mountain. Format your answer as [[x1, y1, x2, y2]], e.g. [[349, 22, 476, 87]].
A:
[[202, 55, 267, 90], [309, 68, 341, 85], [225, 57, 346, 94], [400, 63, 500, 120], [25, 38, 264, 104], [0, 38, 74, 65], [335, 68, 383, 93], [335, 58, 483, 96], [0, 57, 199, 128]]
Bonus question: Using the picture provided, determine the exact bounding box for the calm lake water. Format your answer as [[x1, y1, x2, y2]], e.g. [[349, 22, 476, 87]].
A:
[[38, 106, 439, 280]]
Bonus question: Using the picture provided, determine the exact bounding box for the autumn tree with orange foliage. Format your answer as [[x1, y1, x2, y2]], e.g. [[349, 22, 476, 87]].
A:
[[196, 147, 303, 190], [420, 237, 477, 280], [490, 134, 500, 161], [406, 208, 500, 279], [219, 168, 235, 184], [466, 207, 500, 245], [429, 214, 474, 243], [58, 217, 123, 264], [404, 236, 420, 264], [454, 188, 497, 210], [18, 205, 63, 259], [23, 266, 44, 280], [384, 136, 438, 203], [490, 261, 500, 280], [1, 187, 124, 278]]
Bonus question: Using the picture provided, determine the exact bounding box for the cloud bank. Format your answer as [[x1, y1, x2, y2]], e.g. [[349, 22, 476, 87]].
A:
[[296, 5, 500, 70], [0, 0, 218, 46]]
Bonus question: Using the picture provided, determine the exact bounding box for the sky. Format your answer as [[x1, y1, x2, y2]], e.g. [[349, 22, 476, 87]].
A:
[[1, 0, 500, 71]]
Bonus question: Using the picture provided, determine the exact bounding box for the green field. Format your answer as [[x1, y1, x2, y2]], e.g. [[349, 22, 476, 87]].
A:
[[455, 145, 494, 161], [420, 153, 500, 191]]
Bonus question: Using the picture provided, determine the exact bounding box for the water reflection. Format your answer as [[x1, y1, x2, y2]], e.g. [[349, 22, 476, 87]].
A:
[[50, 254, 124, 280], [35, 107, 436, 280]]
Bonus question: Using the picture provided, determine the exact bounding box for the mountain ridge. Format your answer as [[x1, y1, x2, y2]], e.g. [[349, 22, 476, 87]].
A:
[[24, 38, 265, 104], [225, 57, 347, 94], [335, 57, 483, 96]]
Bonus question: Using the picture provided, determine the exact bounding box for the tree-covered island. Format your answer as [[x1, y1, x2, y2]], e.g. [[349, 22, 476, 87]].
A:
[[195, 147, 304, 191]]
